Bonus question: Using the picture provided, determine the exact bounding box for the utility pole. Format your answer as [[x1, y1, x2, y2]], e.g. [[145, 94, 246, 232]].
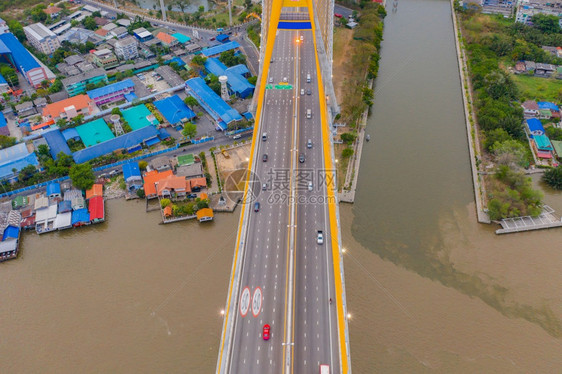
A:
[[228, 0, 233, 26], [159, 0, 167, 21]]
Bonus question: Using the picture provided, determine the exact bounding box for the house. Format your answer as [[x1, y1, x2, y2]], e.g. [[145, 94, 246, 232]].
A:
[[156, 32, 178, 47], [23, 23, 61, 55], [86, 184, 103, 200], [110, 26, 129, 39], [156, 175, 189, 199], [34, 195, 49, 210], [11, 196, 28, 210], [526, 118, 545, 135], [59, 27, 104, 46], [15, 102, 36, 117], [538, 109, 552, 119], [116, 19, 131, 27], [149, 156, 172, 172], [58, 200, 72, 213], [64, 189, 85, 210], [71, 208, 90, 227], [514, 61, 526, 74], [88, 196, 105, 223], [176, 163, 204, 179], [46, 183, 62, 199], [201, 41, 240, 58], [133, 27, 153, 42], [516, 0, 562, 25], [196, 208, 214, 222], [54, 212, 72, 230], [33, 97, 47, 110], [114, 35, 138, 60], [534, 63, 556, 77], [533, 134, 554, 158], [524, 60, 536, 72], [42, 94, 95, 122], [92, 49, 119, 70], [188, 177, 207, 191], [94, 17, 109, 26], [44, 5, 62, 19], [35, 204, 57, 233], [143, 170, 174, 199], [122, 162, 142, 191], [163, 205, 172, 217]]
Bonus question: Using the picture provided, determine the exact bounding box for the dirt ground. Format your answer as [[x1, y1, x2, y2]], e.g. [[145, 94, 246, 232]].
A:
[[332, 28, 355, 106], [215, 143, 252, 192]]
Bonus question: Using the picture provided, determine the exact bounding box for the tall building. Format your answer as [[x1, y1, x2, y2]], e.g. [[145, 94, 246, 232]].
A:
[[23, 23, 60, 55], [114, 35, 138, 61], [61, 68, 108, 96]]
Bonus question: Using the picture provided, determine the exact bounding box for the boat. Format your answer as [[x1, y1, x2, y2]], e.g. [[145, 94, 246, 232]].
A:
[[366, 134, 371, 141]]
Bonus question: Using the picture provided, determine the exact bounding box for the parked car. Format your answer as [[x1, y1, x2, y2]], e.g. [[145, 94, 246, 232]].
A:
[[334, 13, 343, 18]]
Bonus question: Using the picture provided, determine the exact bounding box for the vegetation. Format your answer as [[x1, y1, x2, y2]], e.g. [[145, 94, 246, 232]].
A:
[[219, 50, 246, 67], [543, 166, 562, 189], [182, 122, 197, 138], [247, 23, 260, 48], [0, 135, 16, 150], [69, 163, 96, 190], [184, 96, 199, 108]]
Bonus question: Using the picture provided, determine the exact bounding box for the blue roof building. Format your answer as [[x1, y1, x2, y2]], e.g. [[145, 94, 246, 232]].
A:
[[58, 200, 72, 213], [0, 143, 40, 181], [165, 57, 186, 67], [73, 125, 163, 164], [227, 64, 250, 77], [47, 182, 61, 198], [534, 134, 553, 151], [0, 33, 49, 88], [537, 102, 559, 111], [171, 32, 191, 44], [2, 225, 19, 241], [0, 112, 8, 136], [87, 79, 135, 105], [71, 208, 90, 226], [122, 162, 141, 182], [185, 77, 242, 129], [216, 34, 229, 43], [204, 58, 254, 98], [43, 129, 72, 159], [154, 95, 196, 126], [62, 128, 80, 142], [526, 118, 545, 136], [202, 41, 240, 57]]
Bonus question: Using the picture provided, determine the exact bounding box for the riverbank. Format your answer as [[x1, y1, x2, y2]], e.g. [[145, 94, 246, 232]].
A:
[[449, 0, 490, 223]]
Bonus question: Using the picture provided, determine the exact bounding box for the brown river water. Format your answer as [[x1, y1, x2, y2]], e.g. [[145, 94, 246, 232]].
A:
[[1, 0, 561, 373]]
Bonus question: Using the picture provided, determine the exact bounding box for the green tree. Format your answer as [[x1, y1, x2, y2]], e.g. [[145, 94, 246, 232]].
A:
[[7, 20, 25, 42], [139, 161, 148, 170], [182, 122, 197, 138], [18, 164, 37, 182], [48, 79, 63, 94], [69, 163, 95, 190], [160, 198, 172, 208], [206, 74, 221, 95], [248, 76, 257, 85], [342, 147, 354, 158], [83, 16, 97, 30], [492, 139, 530, 168], [191, 55, 207, 68], [484, 128, 511, 151], [0, 135, 16, 149], [543, 166, 562, 190], [340, 132, 357, 145], [545, 126, 562, 141], [0, 64, 18, 87], [219, 50, 246, 67], [530, 14, 560, 34], [184, 96, 199, 108], [111, 107, 122, 116], [36, 144, 51, 160]]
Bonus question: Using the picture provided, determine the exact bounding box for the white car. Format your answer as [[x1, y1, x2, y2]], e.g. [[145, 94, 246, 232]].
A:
[[283, 77, 288, 83], [317, 231, 324, 244], [301, 89, 304, 95]]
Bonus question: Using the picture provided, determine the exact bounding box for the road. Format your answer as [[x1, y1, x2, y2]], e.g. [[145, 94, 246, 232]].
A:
[[334, 4, 354, 19], [220, 25, 341, 374]]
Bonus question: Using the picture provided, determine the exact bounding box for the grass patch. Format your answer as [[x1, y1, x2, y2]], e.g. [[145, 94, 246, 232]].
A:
[[512, 74, 562, 102]]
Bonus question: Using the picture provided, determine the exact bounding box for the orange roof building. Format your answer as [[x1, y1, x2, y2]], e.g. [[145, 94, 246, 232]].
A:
[[143, 170, 174, 199], [196, 208, 214, 222], [163, 205, 172, 217], [157, 175, 190, 198], [156, 32, 178, 47], [42, 94, 95, 122], [199, 192, 208, 200], [189, 177, 207, 190], [85, 184, 103, 200], [44, 6, 62, 17], [95, 29, 110, 37]]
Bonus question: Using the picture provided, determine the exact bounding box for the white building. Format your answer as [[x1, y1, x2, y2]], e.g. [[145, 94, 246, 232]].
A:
[[23, 23, 61, 55], [114, 35, 138, 60]]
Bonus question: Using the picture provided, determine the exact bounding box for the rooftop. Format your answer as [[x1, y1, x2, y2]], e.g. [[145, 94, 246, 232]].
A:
[[87, 79, 134, 99], [62, 67, 107, 87], [24, 23, 57, 41], [76, 118, 115, 147], [42, 94, 93, 119]]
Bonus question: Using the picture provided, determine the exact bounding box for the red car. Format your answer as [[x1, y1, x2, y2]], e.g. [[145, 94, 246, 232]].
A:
[[334, 13, 343, 18], [263, 324, 270, 340]]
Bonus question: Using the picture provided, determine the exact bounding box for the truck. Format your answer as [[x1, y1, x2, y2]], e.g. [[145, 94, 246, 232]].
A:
[[320, 364, 330, 374]]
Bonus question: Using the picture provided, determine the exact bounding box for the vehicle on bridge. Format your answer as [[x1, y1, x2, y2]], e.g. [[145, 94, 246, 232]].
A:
[[307, 139, 313, 148], [254, 202, 260, 212], [262, 132, 267, 141], [263, 153, 268, 162], [262, 324, 270, 340], [320, 364, 330, 373], [317, 230, 324, 244], [299, 153, 305, 163]]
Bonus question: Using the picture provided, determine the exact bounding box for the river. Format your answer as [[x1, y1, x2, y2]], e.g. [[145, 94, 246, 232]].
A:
[[1, 0, 561, 373]]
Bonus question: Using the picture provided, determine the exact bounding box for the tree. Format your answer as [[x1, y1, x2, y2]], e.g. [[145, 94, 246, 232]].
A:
[[83, 16, 97, 30], [543, 166, 562, 190], [111, 107, 122, 116], [48, 79, 63, 94], [484, 128, 511, 151], [36, 144, 51, 160], [219, 50, 246, 67], [69, 163, 95, 190], [0, 64, 18, 87], [492, 140, 530, 168], [206, 74, 221, 95], [191, 55, 207, 68], [545, 126, 562, 141], [342, 147, 354, 158], [175, 0, 189, 13], [18, 164, 38, 182], [160, 198, 172, 208], [531, 14, 560, 34], [0, 135, 16, 149], [7, 20, 25, 42], [248, 76, 257, 85], [340, 132, 357, 145], [139, 161, 148, 170], [184, 96, 199, 108], [182, 122, 197, 138]]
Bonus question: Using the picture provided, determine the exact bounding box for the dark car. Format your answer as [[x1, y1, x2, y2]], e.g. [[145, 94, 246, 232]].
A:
[[299, 154, 305, 163], [263, 154, 268, 162], [210, 37, 216, 41], [187, 193, 198, 199], [254, 202, 260, 212], [306, 89, 312, 95], [263, 324, 270, 340]]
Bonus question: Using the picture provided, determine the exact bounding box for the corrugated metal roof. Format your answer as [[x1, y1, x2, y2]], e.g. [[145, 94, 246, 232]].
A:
[[202, 41, 240, 57], [0, 33, 41, 74], [71, 208, 90, 225], [86, 79, 134, 100], [185, 77, 242, 125], [153, 95, 196, 125], [43, 129, 72, 159]]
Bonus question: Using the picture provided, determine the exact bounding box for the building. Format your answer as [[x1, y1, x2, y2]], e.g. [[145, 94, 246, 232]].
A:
[[0, 143, 40, 181], [122, 162, 142, 191], [42, 94, 95, 122], [0, 33, 50, 88], [149, 156, 172, 172], [62, 68, 108, 96], [88, 195, 105, 223], [59, 27, 104, 46], [110, 26, 129, 39], [114, 35, 138, 60], [23, 23, 61, 55], [201, 41, 240, 58], [0, 17, 9, 34], [516, 0, 562, 25], [92, 49, 119, 70], [176, 163, 204, 179], [44, 5, 62, 19], [154, 95, 196, 126], [196, 208, 214, 222], [204, 58, 254, 98], [133, 27, 153, 42], [86, 79, 135, 105], [64, 189, 85, 210], [156, 175, 189, 199], [47, 182, 62, 199], [143, 170, 174, 199], [15, 101, 36, 117], [526, 118, 545, 135], [521, 100, 539, 118], [86, 184, 103, 200], [156, 32, 178, 47]]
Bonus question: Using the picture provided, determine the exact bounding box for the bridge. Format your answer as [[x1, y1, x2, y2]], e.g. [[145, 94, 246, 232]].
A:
[[216, 0, 351, 373]]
